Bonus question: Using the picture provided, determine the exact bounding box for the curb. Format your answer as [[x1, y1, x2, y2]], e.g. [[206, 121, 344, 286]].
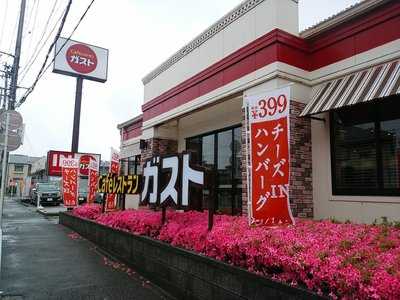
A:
[[36, 209, 61, 217]]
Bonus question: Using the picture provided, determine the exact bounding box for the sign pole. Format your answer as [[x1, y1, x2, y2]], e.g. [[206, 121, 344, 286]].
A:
[[71, 77, 83, 153], [69, 77, 83, 211], [0, 113, 10, 225], [0, 112, 9, 277], [207, 168, 215, 231]]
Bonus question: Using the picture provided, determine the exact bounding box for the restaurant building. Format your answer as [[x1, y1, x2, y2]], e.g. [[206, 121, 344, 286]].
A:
[[118, 0, 400, 223]]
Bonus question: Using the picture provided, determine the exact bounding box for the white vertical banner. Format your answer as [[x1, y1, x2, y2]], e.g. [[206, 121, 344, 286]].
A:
[[244, 86, 295, 227]]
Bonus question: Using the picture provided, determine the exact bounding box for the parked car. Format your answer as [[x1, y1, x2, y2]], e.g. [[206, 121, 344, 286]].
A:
[[78, 178, 88, 204], [77, 179, 103, 204], [94, 192, 104, 204], [31, 182, 62, 206]]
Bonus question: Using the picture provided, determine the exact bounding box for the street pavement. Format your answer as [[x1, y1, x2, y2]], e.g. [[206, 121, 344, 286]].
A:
[[0, 198, 172, 300], [37, 204, 67, 216]]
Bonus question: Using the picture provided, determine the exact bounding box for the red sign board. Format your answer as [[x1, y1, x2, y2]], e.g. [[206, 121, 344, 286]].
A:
[[61, 158, 79, 207], [246, 87, 294, 227], [66, 43, 98, 74], [47, 150, 100, 177], [105, 148, 120, 212], [87, 160, 99, 204]]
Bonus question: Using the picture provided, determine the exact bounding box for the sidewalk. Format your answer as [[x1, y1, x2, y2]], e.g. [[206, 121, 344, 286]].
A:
[[36, 204, 67, 216], [0, 198, 171, 300]]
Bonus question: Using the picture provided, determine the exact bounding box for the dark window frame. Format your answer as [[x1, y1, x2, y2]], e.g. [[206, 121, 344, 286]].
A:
[[120, 154, 141, 175], [185, 124, 242, 215], [14, 164, 24, 173], [330, 99, 400, 197]]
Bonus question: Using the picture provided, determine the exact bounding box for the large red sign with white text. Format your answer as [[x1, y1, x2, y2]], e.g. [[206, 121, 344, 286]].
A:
[[47, 150, 100, 177], [246, 87, 294, 226], [61, 158, 79, 208]]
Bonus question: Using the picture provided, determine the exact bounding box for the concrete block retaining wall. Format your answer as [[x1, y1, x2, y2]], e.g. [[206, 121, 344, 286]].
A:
[[60, 212, 325, 300]]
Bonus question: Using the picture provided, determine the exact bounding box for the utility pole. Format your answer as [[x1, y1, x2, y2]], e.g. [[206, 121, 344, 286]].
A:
[[0, 0, 27, 279], [2, 64, 11, 109], [9, 0, 27, 110]]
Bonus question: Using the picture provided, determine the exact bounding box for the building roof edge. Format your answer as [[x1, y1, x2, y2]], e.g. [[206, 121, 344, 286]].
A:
[[117, 114, 143, 130], [299, 0, 390, 39], [141, 0, 282, 85]]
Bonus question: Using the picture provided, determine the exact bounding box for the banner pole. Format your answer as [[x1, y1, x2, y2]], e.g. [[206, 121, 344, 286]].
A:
[[243, 98, 252, 226]]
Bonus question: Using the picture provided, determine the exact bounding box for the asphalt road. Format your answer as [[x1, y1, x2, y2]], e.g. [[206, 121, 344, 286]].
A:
[[0, 198, 172, 300]]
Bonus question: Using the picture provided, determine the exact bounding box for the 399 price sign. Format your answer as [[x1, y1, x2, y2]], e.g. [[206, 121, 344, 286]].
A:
[[245, 87, 295, 227]]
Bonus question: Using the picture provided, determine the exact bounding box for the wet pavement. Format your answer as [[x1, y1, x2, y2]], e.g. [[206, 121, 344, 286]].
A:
[[0, 198, 172, 300]]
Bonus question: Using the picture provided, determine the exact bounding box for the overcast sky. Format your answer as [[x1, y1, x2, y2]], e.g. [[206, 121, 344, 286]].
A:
[[0, 0, 360, 160]]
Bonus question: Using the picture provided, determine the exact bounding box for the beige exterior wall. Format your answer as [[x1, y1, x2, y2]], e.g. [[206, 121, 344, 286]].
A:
[[120, 137, 141, 159], [8, 163, 30, 183], [143, 0, 298, 103], [177, 96, 243, 152], [8, 163, 31, 197], [312, 114, 400, 224]]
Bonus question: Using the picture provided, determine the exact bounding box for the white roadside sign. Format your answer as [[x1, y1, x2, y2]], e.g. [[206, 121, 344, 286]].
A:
[[53, 37, 108, 82]]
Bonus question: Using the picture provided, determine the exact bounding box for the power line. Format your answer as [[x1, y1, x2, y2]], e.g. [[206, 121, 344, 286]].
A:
[[8, 3, 19, 53], [19, 5, 67, 85], [23, 0, 36, 39], [17, 0, 95, 108], [0, 0, 9, 50], [24, 0, 40, 51], [18, 0, 60, 82]]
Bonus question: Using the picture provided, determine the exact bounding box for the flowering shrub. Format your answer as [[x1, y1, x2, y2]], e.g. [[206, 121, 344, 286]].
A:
[[72, 207, 400, 299], [72, 203, 102, 220]]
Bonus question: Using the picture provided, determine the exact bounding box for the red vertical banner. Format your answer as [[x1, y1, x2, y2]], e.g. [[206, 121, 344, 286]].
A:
[[87, 159, 99, 204], [61, 158, 79, 208], [245, 86, 294, 227], [105, 148, 120, 211]]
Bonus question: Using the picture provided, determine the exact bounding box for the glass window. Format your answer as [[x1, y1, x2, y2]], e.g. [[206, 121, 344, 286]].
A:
[[331, 95, 400, 196], [217, 130, 232, 185], [135, 155, 142, 175], [126, 155, 141, 175], [217, 130, 232, 214], [202, 135, 214, 169], [119, 159, 128, 175], [128, 156, 136, 175], [186, 136, 201, 163], [14, 164, 24, 172], [381, 119, 400, 189], [186, 125, 242, 215]]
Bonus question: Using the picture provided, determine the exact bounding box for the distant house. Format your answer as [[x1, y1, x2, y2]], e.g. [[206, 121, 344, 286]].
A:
[[7, 154, 41, 196]]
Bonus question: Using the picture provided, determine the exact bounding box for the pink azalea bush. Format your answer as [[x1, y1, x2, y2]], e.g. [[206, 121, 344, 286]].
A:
[[72, 203, 102, 220], [73, 205, 400, 300]]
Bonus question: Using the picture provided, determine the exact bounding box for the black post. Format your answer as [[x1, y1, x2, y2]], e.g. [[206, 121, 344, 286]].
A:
[[102, 193, 107, 213], [161, 207, 166, 225], [207, 169, 215, 231], [71, 77, 83, 153], [122, 194, 126, 211]]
